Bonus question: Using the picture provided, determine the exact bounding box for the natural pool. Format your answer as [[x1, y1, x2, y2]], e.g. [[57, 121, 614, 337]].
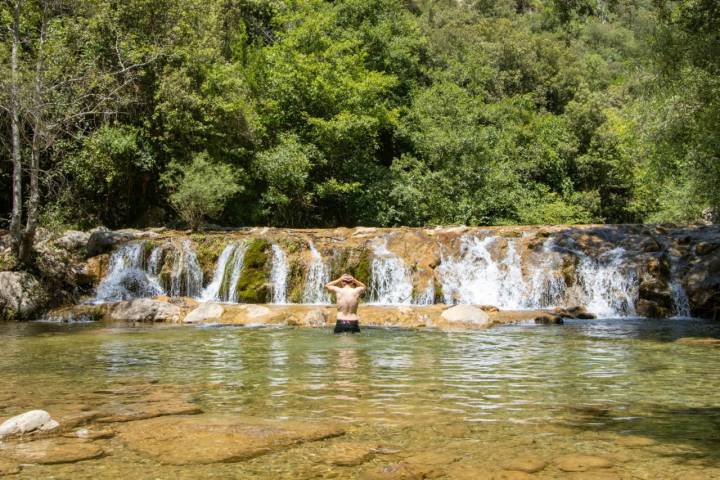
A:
[[1, 319, 719, 479]]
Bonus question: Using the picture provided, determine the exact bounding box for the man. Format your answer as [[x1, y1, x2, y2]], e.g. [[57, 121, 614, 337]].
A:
[[325, 273, 366, 333]]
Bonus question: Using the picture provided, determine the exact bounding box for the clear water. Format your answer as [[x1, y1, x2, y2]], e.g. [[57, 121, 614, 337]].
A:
[[1, 319, 719, 479]]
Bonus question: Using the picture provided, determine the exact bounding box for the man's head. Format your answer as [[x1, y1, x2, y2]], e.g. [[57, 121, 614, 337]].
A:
[[340, 273, 353, 286]]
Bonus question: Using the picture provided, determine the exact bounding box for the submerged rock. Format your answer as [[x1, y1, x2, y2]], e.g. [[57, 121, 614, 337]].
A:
[[5, 438, 104, 464], [0, 272, 47, 320], [109, 298, 181, 322], [116, 415, 345, 465], [0, 410, 59, 438], [501, 455, 547, 473], [675, 337, 720, 346], [555, 454, 613, 472], [534, 315, 564, 325], [440, 305, 491, 326]]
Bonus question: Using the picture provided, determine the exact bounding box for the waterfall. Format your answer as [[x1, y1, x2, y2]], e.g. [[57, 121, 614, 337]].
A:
[[169, 240, 204, 298], [575, 247, 638, 317], [270, 244, 289, 304], [93, 242, 164, 303], [369, 239, 414, 305], [202, 242, 248, 303], [525, 238, 567, 309], [302, 243, 330, 304], [438, 236, 528, 308], [201, 243, 237, 301], [414, 282, 435, 305], [669, 257, 691, 318]]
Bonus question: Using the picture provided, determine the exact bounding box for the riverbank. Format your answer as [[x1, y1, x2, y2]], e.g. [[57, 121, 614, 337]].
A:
[[1, 224, 719, 322]]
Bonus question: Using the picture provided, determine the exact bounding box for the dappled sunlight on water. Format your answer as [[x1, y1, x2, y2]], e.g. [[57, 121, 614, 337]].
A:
[[1, 319, 720, 479]]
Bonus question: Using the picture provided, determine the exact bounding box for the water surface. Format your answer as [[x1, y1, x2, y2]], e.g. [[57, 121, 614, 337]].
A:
[[1, 319, 719, 479]]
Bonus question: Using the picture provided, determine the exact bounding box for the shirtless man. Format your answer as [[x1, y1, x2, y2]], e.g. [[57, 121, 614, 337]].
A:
[[325, 273, 366, 333]]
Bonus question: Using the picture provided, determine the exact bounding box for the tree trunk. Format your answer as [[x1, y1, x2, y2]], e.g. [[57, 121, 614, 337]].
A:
[[9, 0, 23, 257], [20, 1, 49, 265]]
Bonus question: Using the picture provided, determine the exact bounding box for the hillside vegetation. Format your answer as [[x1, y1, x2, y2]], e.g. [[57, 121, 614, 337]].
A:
[[1, 0, 718, 236]]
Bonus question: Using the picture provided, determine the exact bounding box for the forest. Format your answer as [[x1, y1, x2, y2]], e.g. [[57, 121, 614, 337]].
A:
[[1, 0, 718, 246]]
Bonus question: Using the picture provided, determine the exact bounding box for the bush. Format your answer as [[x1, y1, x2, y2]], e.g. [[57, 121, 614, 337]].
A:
[[162, 152, 242, 230]]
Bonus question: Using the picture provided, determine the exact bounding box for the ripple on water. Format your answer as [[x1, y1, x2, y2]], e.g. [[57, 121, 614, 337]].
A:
[[1, 319, 719, 479]]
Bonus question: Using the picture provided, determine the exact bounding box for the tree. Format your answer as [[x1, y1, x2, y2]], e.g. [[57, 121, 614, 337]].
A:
[[162, 152, 242, 230], [0, 0, 148, 264]]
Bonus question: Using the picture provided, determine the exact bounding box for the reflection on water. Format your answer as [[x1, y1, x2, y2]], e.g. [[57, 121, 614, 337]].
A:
[[1, 319, 719, 479]]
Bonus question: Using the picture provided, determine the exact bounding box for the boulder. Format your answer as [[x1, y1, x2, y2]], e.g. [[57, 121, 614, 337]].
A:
[[303, 309, 329, 327], [440, 305, 491, 325], [696, 241, 720, 256], [635, 299, 672, 318], [0, 272, 47, 320], [184, 303, 225, 324], [241, 304, 272, 319], [109, 298, 181, 322], [534, 315, 564, 325], [86, 228, 136, 256], [116, 415, 344, 465], [75, 255, 108, 288], [54, 230, 90, 252], [0, 410, 59, 438]]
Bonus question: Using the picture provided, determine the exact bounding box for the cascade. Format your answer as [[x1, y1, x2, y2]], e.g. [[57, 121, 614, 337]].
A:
[[574, 247, 638, 317], [302, 243, 330, 304], [525, 238, 567, 309], [369, 239, 414, 305], [270, 244, 289, 304], [669, 258, 691, 318], [438, 236, 529, 308], [201, 243, 238, 301], [169, 240, 204, 298], [93, 242, 164, 303], [413, 282, 435, 306]]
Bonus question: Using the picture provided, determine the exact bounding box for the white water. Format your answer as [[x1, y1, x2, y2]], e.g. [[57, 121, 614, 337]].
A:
[[169, 240, 204, 298], [525, 238, 567, 309], [369, 239, 414, 305], [574, 247, 638, 317], [669, 257, 691, 318], [270, 244, 289, 304], [414, 282, 435, 305], [201, 243, 238, 301], [302, 243, 330, 304], [94, 242, 164, 303], [438, 236, 529, 308]]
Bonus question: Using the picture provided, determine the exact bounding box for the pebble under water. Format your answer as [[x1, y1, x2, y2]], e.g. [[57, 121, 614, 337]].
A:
[[1, 319, 719, 479]]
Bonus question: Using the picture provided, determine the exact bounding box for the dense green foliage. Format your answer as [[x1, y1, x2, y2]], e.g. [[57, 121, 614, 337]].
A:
[[1, 0, 718, 229]]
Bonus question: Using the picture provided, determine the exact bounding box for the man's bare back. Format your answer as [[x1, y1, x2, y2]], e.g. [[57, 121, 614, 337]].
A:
[[325, 274, 366, 333]]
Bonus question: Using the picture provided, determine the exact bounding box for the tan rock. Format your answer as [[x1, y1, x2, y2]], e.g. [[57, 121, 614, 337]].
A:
[[6, 438, 104, 464], [64, 428, 115, 440], [0, 459, 20, 475], [359, 462, 428, 480], [95, 400, 201, 423], [564, 472, 622, 480], [501, 454, 547, 473], [440, 305, 491, 326], [615, 435, 656, 447], [184, 302, 224, 324], [312, 441, 379, 466], [117, 415, 344, 465], [675, 337, 720, 346], [555, 454, 613, 472]]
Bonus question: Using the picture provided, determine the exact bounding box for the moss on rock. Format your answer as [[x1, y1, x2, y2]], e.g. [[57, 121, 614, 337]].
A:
[[234, 238, 270, 303], [194, 236, 230, 281]]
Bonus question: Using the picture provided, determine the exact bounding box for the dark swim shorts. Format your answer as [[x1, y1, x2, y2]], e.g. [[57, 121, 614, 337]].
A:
[[334, 320, 360, 334]]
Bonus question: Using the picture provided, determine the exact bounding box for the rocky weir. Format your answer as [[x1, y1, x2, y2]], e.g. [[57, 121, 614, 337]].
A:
[[1, 224, 719, 324]]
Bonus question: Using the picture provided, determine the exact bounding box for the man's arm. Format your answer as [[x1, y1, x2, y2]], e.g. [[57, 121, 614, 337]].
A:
[[348, 276, 366, 292], [324, 276, 345, 292]]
